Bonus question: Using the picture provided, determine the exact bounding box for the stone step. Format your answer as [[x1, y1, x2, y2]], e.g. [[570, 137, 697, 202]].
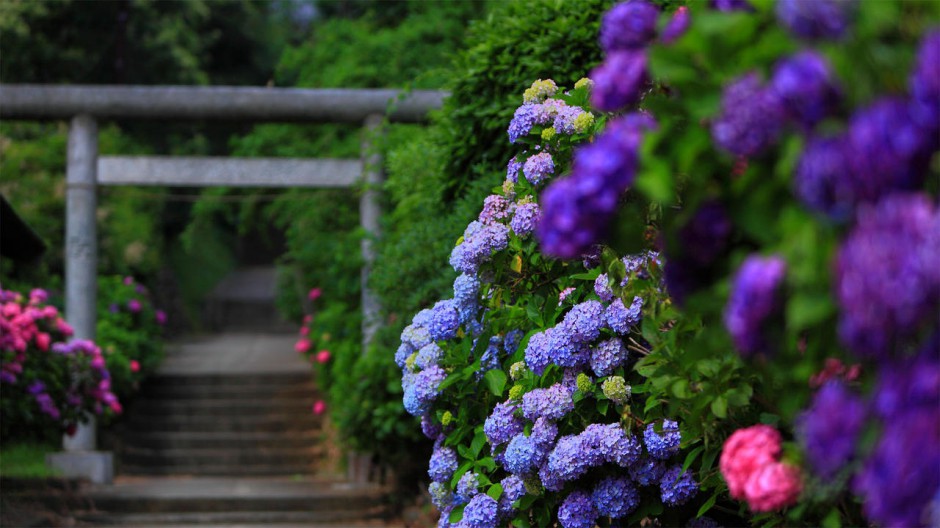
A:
[[118, 463, 322, 477], [141, 372, 313, 389], [77, 508, 388, 526], [129, 399, 319, 418], [120, 431, 321, 450], [120, 446, 324, 467], [123, 413, 322, 433]]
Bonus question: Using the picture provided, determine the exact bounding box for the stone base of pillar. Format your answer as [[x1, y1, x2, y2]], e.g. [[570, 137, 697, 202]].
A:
[[46, 451, 113, 485]]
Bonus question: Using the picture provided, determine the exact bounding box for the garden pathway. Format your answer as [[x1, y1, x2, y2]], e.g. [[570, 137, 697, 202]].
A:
[[77, 267, 398, 527]]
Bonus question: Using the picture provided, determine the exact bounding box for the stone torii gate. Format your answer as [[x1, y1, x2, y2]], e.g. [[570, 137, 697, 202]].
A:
[[0, 84, 445, 482]]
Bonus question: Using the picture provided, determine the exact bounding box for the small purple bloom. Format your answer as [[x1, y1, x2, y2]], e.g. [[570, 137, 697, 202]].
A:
[[429, 444, 458, 483], [592, 476, 639, 518], [510, 202, 540, 238], [797, 381, 867, 480], [606, 296, 642, 335], [776, 0, 855, 40], [506, 157, 523, 184], [590, 50, 649, 112], [911, 30, 940, 134], [645, 420, 682, 460], [599, 0, 659, 52], [661, 6, 690, 44], [771, 50, 841, 130], [590, 338, 628, 377], [723, 255, 787, 356], [479, 195, 513, 224], [508, 104, 539, 143], [709, 0, 753, 11], [558, 490, 598, 528], [155, 309, 167, 325], [630, 456, 666, 486], [660, 465, 699, 506], [484, 400, 524, 446], [522, 384, 574, 421], [794, 135, 854, 220], [523, 152, 554, 186], [127, 299, 142, 313], [711, 73, 786, 157]]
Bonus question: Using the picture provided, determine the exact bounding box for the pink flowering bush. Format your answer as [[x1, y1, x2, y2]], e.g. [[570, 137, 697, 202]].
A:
[[1, 286, 120, 441]]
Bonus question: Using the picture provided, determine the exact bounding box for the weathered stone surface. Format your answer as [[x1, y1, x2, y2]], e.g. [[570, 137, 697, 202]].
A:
[[46, 451, 114, 485]]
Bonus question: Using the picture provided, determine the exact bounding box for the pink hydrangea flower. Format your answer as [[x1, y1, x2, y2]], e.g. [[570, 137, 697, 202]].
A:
[[312, 400, 326, 415], [294, 339, 311, 353], [56, 319, 74, 336], [155, 310, 167, 325], [308, 288, 322, 301], [316, 350, 331, 364], [35, 332, 50, 351], [127, 299, 142, 313], [130, 360, 140, 373], [299, 326, 310, 337], [743, 461, 802, 512], [720, 425, 782, 500], [123, 276, 134, 286]]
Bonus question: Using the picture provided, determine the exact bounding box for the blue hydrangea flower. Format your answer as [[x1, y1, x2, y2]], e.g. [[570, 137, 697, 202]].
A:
[[395, 342, 415, 368], [796, 381, 867, 480], [546, 323, 588, 368], [581, 423, 642, 467], [644, 420, 681, 460], [592, 476, 640, 518], [660, 465, 699, 506], [590, 50, 649, 112], [523, 152, 554, 186], [456, 471, 483, 504], [531, 417, 558, 448], [403, 365, 447, 416], [563, 300, 606, 343], [504, 434, 540, 475], [415, 343, 443, 371], [450, 223, 511, 275], [594, 273, 614, 302], [421, 414, 442, 440], [771, 50, 841, 130], [557, 490, 598, 528], [453, 274, 481, 324], [590, 338, 628, 377], [508, 104, 539, 143], [413, 308, 434, 328], [461, 494, 498, 528], [484, 401, 524, 446], [506, 157, 523, 184], [429, 300, 460, 341], [401, 324, 432, 350], [429, 445, 458, 483], [524, 330, 553, 375], [606, 296, 642, 335], [711, 73, 785, 157], [629, 455, 666, 486], [510, 202, 541, 238], [429, 481, 453, 510], [522, 384, 574, 421], [724, 255, 787, 357], [599, 0, 659, 52], [478, 336, 503, 377], [498, 475, 526, 517], [503, 329, 524, 356], [776, 0, 854, 40]]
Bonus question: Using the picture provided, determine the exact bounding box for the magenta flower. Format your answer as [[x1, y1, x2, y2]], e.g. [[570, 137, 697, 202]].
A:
[[127, 299, 142, 313], [308, 288, 322, 301]]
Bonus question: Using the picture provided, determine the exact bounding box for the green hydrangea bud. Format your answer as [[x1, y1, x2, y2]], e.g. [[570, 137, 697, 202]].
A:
[[541, 127, 557, 141], [523, 78, 558, 103], [574, 77, 594, 92], [523, 474, 544, 496], [405, 352, 418, 372], [509, 384, 525, 401], [573, 112, 595, 134], [509, 361, 527, 381], [602, 376, 631, 404], [441, 411, 453, 427], [576, 373, 594, 394], [502, 179, 516, 198]]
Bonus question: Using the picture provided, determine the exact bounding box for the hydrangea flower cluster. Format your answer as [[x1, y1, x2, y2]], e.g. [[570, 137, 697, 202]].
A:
[[723, 255, 787, 357]]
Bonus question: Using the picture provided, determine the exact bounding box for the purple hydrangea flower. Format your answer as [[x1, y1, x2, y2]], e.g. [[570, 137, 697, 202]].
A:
[[524, 330, 552, 375], [523, 152, 554, 186], [403, 365, 447, 416], [484, 401, 524, 446], [462, 494, 498, 528], [522, 384, 574, 421], [590, 50, 650, 112], [796, 381, 867, 480], [679, 201, 733, 267], [450, 223, 510, 274], [508, 104, 539, 143], [581, 422, 642, 467], [547, 323, 589, 367], [498, 475, 526, 517], [429, 445, 458, 483], [776, 0, 855, 40], [872, 342, 940, 420], [835, 194, 939, 358], [563, 300, 606, 343], [453, 274, 481, 324], [35, 393, 60, 419], [553, 105, 585, 135], [479, 194, 513, 224], [582, 245, 603, 269], [429, 300, 460, 341], [558, 490, 599, 528], [507, 157, 523, 184], [415, 343, 443, 371], [794, 135, 854, 220], [504, 433, 540, 475], [644, 420, 681, 460], [592, 476, 640, 518], [771, 51, 841, 130], [503, 329, 524, 356], [531, 416, 558, 448], [594, 274, 614, 302], [590, 338, 628, 377], [541, 434, 590, 491], [709, 0, 753, 11], [421, 414, 442, 439], [911, 31, 940, 133], [606, 296, 643, 335], [510, 202, 541, 238], [723, 255, 787, 356], [630, 455, 666, 486], [661, 6, 690, 44], [599, 0, 659, 52], [711, 73, 786, 157], [853, 407, 940, 527], [478, 336, 503, 376], [456, 471, 483, 503], [660, 465, 699, 506]]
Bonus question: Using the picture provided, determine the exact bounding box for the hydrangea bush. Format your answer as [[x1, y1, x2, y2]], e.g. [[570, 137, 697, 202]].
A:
[[397, 1, 939, 526], [1, 286, 121, 441]]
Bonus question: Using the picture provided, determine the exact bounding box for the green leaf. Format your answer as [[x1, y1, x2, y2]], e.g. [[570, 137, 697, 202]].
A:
[[484, 369, 507, 397], [635, 158, 675, 205], [822, 508, 842, 528], [696, 491, 719, 518], [487, 484, 503, 501], [670, 378, 692, 399], [682, 446, 705, 473], [471, 429, 486, 458], [449, 504, 466, 523], [787, 293, 835, 333], [711, 395, 728, 418], [596, 399, 610, 415], [476, 456, 497, 472]]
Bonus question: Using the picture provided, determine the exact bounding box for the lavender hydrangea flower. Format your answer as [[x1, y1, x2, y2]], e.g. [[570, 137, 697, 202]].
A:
[[506, 157, 523, 184], [413, 308, 434, 328], [508, 104, 539, 143], [581, 423, 642, 467], [524, 330, 552, 375], [456, 471, 483, 503], [872, 342, 939, 420], [429, 444, 458, 483], [606, 296, 642, 335], [541, 435, 589, 491], [401, 324, 432, 350], [680, 201, 733, 267], [453, 274, 481, 324], [558, 490, 599, 528], [498, 475, 526, 517], [661, 6, 690, 44], [429, 481, 453, 510], [415, 343, 443, 371], [645, 420, 681, 459], [911, 31, 940, 133], [403, 365, 447, 416], [630, 455, 666, 486], [711, 73, 785, 157], [553, 105, 585, 135], [590, 50, 650, 112], [531, 417, 558, 448], [796, 381, 867, 480], [395, 343, 415, 368], [479, 195, 513, 224], [503, 330, 523, 356], [522, 152, 554, 186], [723, 255, 787, 356], [594, 274, 614, 302], [794, 136, 854, 220], [590, 338, 628, 377], [660, 465, 699, 506], [450, 223, 510, 274], [505, 433, 540, 475], [511, 202, 541, 238], [835, 194, 939, 358], [771, 51, 841, 130], [547, 324, 590, 367], [592, 476, 640, 518], [709, 0, 752, 11], [563, 300, 606, 343], [522, 384, 574, 421], [599, 0, 659, 52], [462, 494, 498, 528], [484, 401, 524, 446], [776, 0, 854, 40], [429, 300, 460, 341]]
